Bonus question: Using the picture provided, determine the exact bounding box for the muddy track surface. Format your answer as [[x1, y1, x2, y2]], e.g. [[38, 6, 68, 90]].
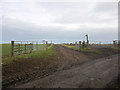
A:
[[54, 45, 91, 70], [3, 45, 119, 88], [15, 54, 119, 88]]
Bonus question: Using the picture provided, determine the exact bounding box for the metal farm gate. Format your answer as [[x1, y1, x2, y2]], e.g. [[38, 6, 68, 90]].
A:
[[11, 41, 47, 56]]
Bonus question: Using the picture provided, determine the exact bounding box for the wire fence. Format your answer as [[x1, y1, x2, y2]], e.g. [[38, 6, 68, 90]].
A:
[[65, 40, 119, 49], [88, 41, 114, 48]]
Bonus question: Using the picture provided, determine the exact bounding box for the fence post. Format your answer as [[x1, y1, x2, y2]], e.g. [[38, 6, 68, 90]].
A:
[[36, 41, 38, 51], [25, 44, 26, 54], [119, 40, 120, 48], [32, 43, 33, 53], [85, 34, 89, 47], [82, 41, 85, 48], [11, 41, 14, 56], [21, 41, 22, 54], [43, 40, 45, 50], [79, 41, 81, 50], [18, 44, 20, 55], [30, 43, 32, 53], [113, 40, 117, 46], [46, 41, 48, 50]]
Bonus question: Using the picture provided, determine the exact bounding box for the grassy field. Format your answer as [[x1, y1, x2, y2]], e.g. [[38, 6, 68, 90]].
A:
[[2, 44, 55, 65], [1, 44, 11, 57], [1, 44, 47, 57]]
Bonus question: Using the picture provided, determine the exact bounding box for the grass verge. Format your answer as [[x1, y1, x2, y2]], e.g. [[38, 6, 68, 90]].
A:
[[2, 44, 56, 65], [2, 44, 58, 86]]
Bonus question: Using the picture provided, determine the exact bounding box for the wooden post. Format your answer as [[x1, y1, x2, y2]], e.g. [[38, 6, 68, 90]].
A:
[[85, 34, 89, 47], [82, 41, 85, 48], [43, 40, 45, 50], [30, 43, 32, 53], [11, 41, 14, 56], [32, 43, 34, 51], [119, 40, 120, 48], [18, 44, 20, 55], [79, 41, 81, 50], [46, 41, 48, 50], [25, 44, 26, 54], [21, 41, 22, 54], [113, 41, 116, 46], [36, 41, 38, 51]]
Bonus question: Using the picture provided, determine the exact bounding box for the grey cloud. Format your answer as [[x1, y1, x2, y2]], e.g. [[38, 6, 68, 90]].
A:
[[51, 2, 117, 24], [2, 18, 117, 43], [2, 2, 118, 43], [94, 2, 117, 13]]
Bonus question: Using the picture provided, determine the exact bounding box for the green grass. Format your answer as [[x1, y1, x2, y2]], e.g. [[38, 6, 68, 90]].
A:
[[2, 44, 56, 65], [1, 44, 47, 57], [61, 44, 100, 54], [1, 44, 11, 57], [33, 44, 46, 51]]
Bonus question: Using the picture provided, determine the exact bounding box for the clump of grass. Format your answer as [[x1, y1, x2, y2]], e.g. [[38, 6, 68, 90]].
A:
[[61, 44, 76, 50], [2, 44, 56, 65], [61, 44, 100, 54], [79, 47, 101, 54], [111, 46, 120, 50]]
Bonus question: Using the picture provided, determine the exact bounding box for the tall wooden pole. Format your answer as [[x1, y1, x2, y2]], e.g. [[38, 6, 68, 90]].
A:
[[85, 34, 89, 47]]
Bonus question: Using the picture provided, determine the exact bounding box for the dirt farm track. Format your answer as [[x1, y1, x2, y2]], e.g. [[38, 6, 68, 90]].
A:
[[2, 45, 119, 88]]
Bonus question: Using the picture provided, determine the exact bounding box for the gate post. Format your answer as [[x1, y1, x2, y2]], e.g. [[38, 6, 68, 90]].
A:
[[25, 44, 26, 54], [18, 44, 20, 55], [46, 41, 48, 50], [11, 41, 14, 56], [85, 34, 89, 47], [82, 41, 85, 48], [36, 41, 38, 51], [79, 41, 81, 50], [30, 43, 32, 53]]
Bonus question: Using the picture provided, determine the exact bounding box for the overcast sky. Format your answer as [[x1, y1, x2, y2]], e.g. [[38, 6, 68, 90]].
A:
[[1, 0, 118, 43]]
